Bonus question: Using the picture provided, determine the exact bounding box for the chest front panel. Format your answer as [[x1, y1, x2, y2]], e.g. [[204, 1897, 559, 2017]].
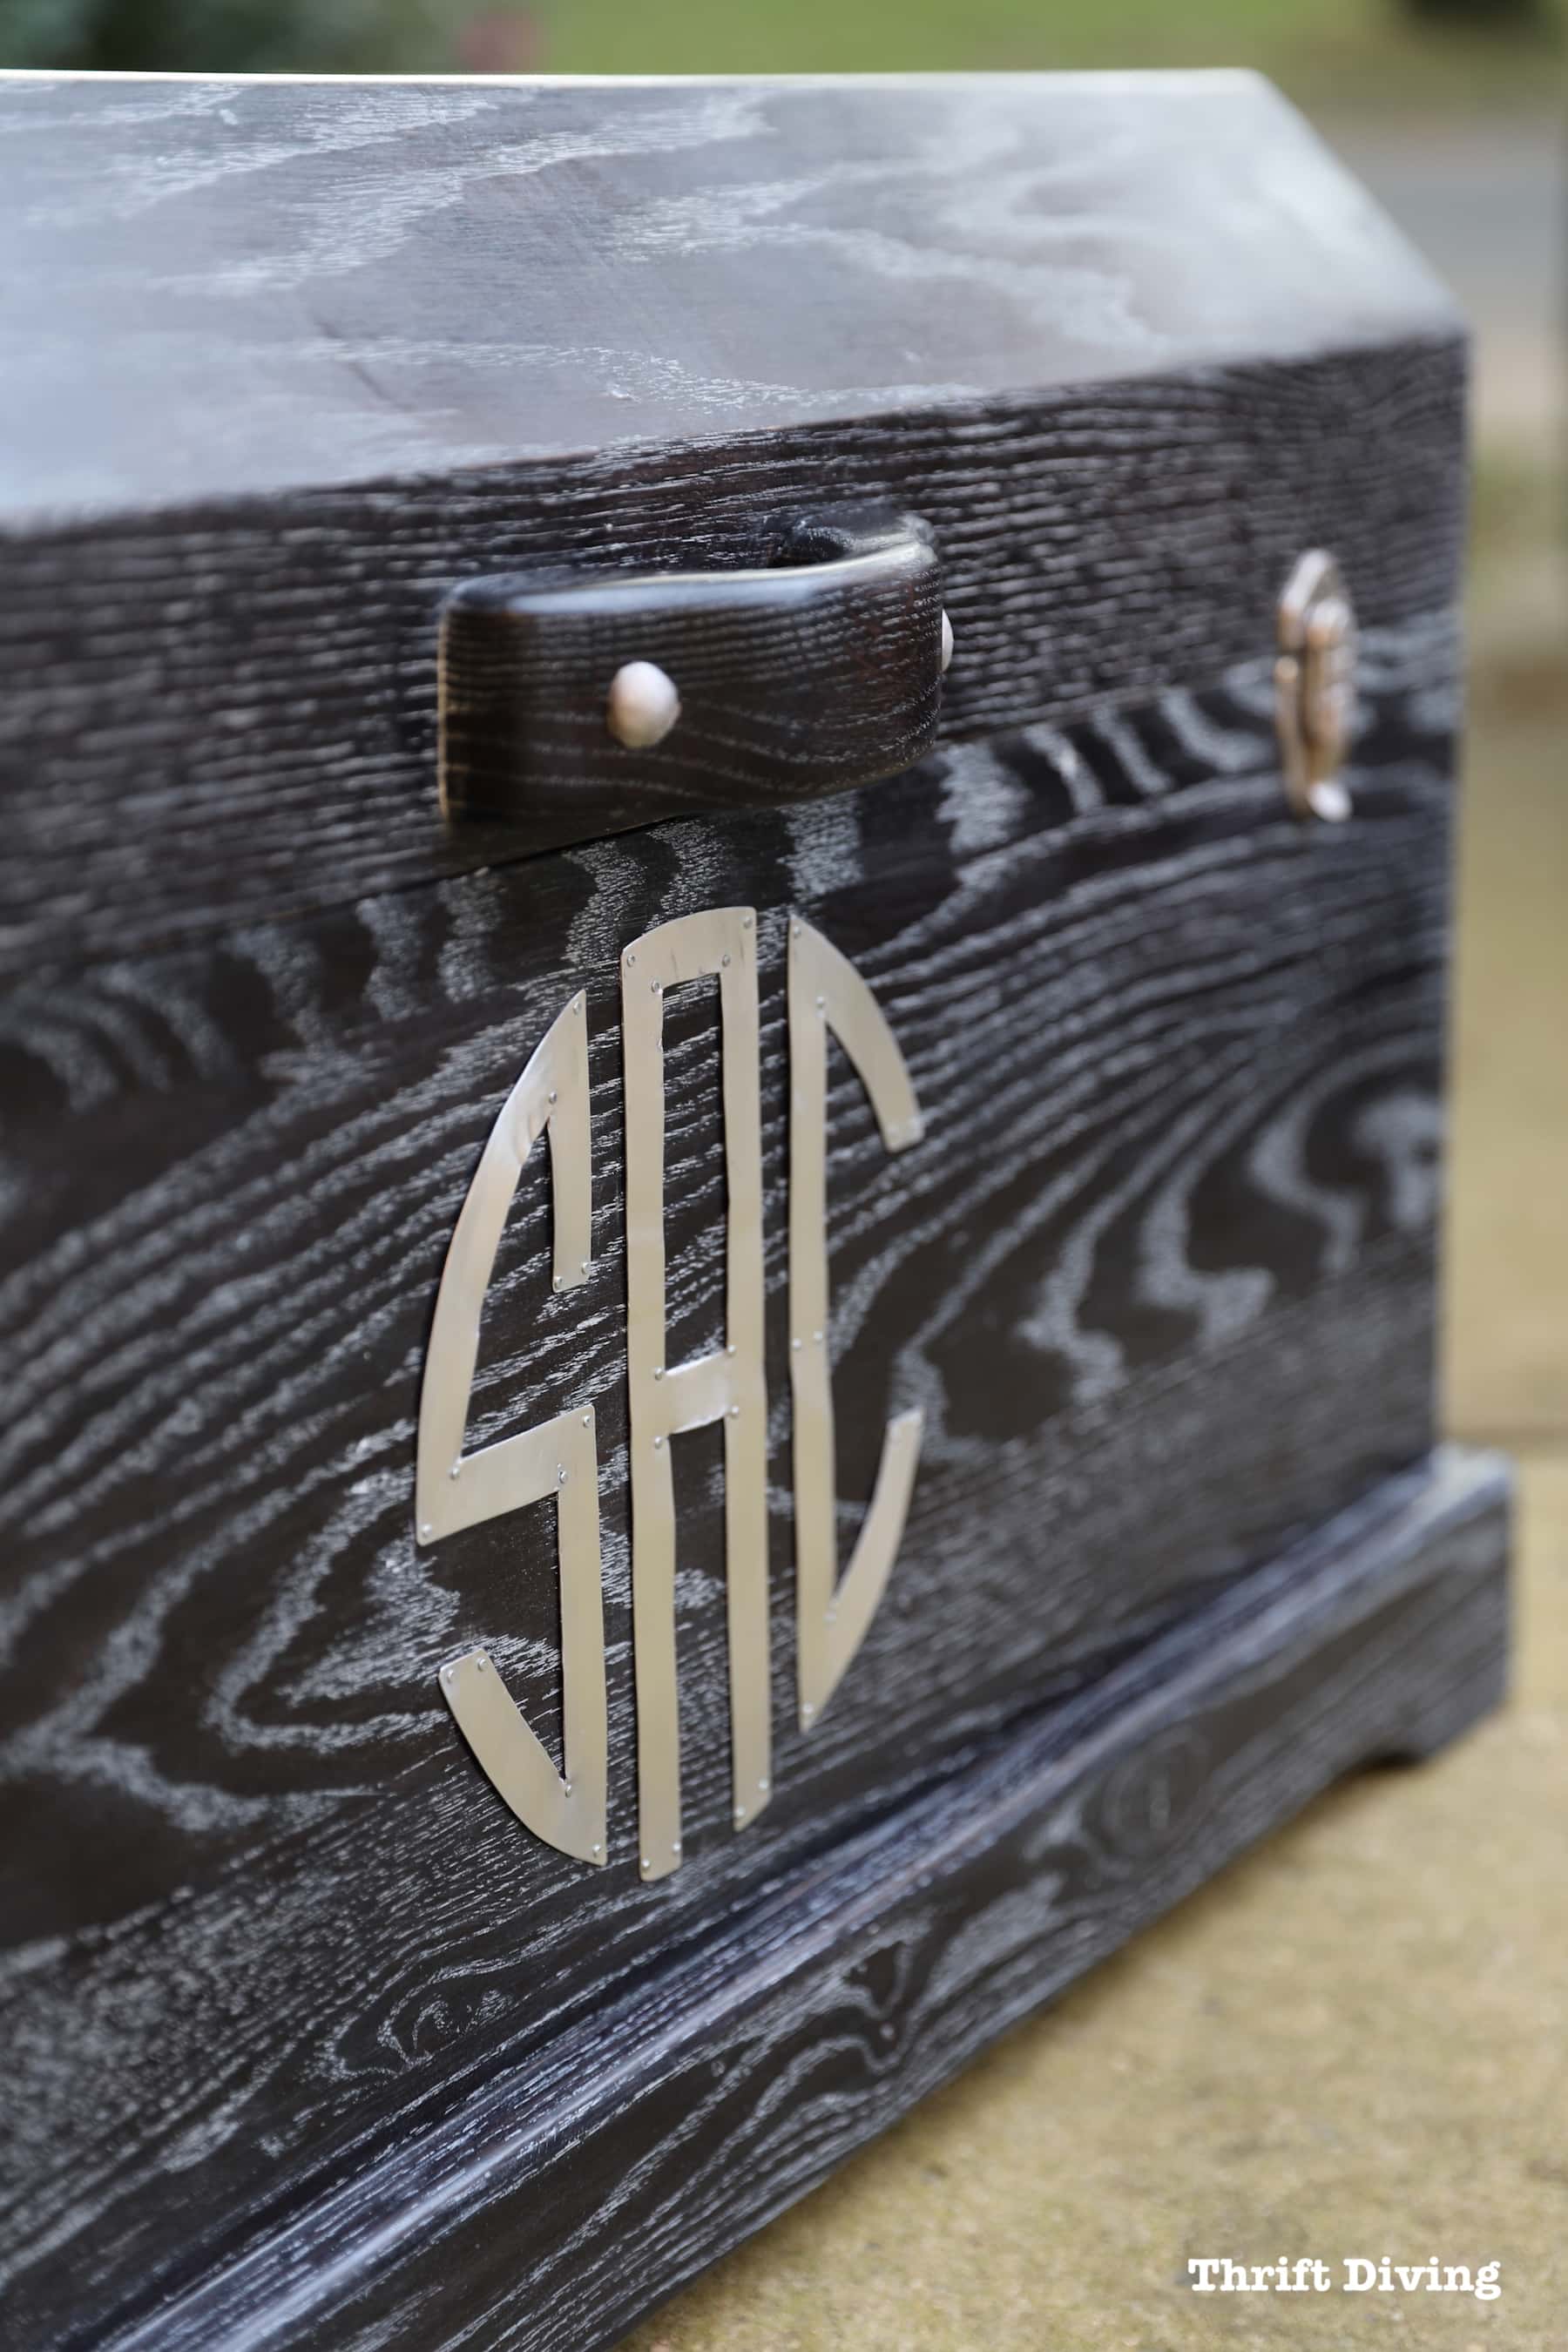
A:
[[0, 69, 1495, 2352]]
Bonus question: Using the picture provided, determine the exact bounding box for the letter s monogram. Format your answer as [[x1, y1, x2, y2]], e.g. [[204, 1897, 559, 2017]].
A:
[[416, 991, 609, 1865]]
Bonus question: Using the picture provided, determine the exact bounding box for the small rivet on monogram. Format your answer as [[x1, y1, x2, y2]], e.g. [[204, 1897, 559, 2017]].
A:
[[759, 1777, 770, 1794], [579, 1259, 588, 1275], [672, 1839, 681, 1856], [740, 913, 753, 929], [815, 993, 825, 1010], [553, 1274, 564, 1292], [442, 1665, 454, 1682], [547, 1088, 558, 1105], [802, 1703, 815, 1724], [419, 1520, 433, 1538], [733, 1806, 747, 1827], [606, 659, 680, 750], [641, 1856, 652, 1872], [721, 952, 731, 968], [581, 1411, 591, 1426], [791, 922, 802, 939], [791, 1336, 801, 1351], [591, 1841, 603, 1856], [449, 1461, 461, 1480], [557, 1465, 568, 1484], [652, 980, 662, 997], [726, 1342, 736, 1356], [940, 609, 954, 673], [728, 1403, 740, 1418], [625, 950, 636, 966], [564, 1777, 573, 1794], [652, 1435, 664, 1449], [813, 1329, 823, 1344], [652, 1366, 664, 1381]]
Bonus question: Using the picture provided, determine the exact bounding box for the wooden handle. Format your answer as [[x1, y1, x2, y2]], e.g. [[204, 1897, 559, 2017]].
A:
[[437, 514, 944, 841]]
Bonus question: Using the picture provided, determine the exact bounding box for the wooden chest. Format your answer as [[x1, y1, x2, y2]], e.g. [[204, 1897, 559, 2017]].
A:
[[0, 69, 1508, 2352]]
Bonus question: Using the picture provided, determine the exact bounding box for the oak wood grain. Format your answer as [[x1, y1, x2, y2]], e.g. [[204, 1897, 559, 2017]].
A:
[[0, 623, 1456, 2346], [0, 73, 1456, 526], [437, 511, 944, 836], [0, 337, 1466, 976], [90, 1446, 1511, 2352], [0, 77, 1476, 2345]]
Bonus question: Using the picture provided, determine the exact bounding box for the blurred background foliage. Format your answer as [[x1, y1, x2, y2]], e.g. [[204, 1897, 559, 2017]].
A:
[[0, 0, 1563, 108]]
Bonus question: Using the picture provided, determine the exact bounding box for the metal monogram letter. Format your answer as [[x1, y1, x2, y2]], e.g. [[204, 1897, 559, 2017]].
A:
[[787, 921, 924, 1730], [416, 992, 609, 1866], [424, 913, 926, 1874], [622, 909, 769, 1881]]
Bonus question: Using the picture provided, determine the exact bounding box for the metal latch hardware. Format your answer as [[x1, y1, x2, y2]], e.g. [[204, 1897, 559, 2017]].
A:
[[1275, 549, 1357, 823]]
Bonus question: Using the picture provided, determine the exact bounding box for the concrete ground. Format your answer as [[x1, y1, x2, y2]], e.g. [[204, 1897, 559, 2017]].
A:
[[625, 119, 1568, 2352]]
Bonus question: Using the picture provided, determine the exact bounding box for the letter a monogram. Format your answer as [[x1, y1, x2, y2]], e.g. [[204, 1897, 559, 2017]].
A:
[[416, 911, 923, 1875]]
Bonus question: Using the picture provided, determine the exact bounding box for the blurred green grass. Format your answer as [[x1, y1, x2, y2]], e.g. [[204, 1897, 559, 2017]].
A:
[[3, 0, 1563, 105], [536, 0, 1564, 110]]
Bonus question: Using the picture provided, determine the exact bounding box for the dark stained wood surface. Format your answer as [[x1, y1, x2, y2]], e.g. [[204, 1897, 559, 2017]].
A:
[[86, 1445, 1514, 2351], [0, 73, 1455, 526], [0, 71, 1477, 2352], [437, 512, 944, 835], [0, 337, 1466, 974], [0, 619, 1456, 2345]]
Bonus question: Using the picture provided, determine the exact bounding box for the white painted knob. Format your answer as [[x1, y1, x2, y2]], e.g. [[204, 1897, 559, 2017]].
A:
[[940, 610, 954, 674], [606, 660, 680, 749]]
